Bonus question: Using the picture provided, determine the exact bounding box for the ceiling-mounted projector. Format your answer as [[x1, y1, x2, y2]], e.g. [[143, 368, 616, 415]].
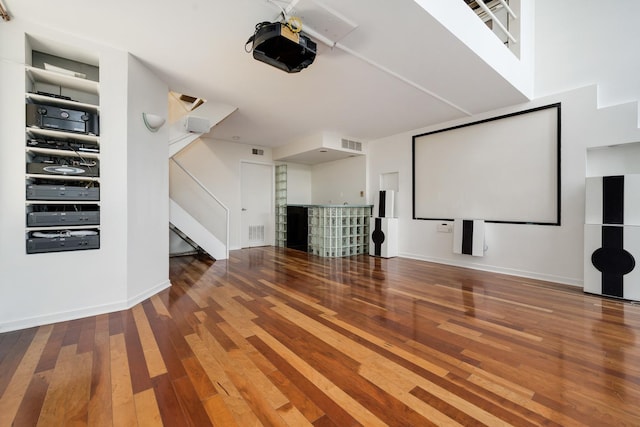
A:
[[248, 21, 317, 73]]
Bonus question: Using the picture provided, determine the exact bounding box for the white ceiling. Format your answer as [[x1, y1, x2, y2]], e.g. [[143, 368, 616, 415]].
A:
[[7, 0, 529, 150]]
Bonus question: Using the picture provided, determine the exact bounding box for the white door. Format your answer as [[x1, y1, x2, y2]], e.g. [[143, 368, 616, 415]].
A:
[[241, 162, 273, 248]]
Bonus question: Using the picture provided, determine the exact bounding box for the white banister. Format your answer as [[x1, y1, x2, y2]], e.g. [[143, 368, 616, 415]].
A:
[[475, 0, 517, 44], [497, 0, 517, 20], [170, 157, 229, 259]]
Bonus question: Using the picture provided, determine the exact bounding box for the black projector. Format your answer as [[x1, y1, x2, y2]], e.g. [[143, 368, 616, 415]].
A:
[[251, 22, 316, 73]]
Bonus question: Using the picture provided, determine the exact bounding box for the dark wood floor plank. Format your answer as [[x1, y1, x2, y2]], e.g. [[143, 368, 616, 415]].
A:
[[173, 374, 215, 427], [181, 356, 218, 401], [11, 370, 51, 427], [122, 309, 152, 394], [34, 322, 67, 374], [88, 314, 112, 427], [0, 324, 53, 426], [266, 368, 325, 424], [152, 373, 189, 427], [0, 328, 37, 395], [76, 316, 97, 355]]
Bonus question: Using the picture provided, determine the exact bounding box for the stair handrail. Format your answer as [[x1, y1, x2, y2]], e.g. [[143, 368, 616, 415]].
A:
[[170, 156, 229, 259]]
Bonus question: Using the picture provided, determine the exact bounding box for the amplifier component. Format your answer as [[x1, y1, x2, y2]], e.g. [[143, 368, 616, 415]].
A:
[[27, 210, 100, 227], [26, 184, 100, 201], [27, 136, 99, 153], [26, 230, 100, 254]]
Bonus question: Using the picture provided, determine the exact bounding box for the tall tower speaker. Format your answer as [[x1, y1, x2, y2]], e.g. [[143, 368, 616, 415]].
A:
[[584, 175, 640, 300], [370, 217, 398, 258], [376, 190, 396, 218]]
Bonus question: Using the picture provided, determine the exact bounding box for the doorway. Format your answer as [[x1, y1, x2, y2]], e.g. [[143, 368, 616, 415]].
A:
[[240, 161, 273, 248]]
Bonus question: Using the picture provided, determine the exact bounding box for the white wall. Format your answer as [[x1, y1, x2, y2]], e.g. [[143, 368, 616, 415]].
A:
[[587, 142, 640, 177], [173, 138, 273, 250], [534, 0, 640, 108], [0, 20, 169, 332], [125, 54, 170, 302], [367, 1, 640, 286], [285, 162, 312, 205], [311, 156, 367, 205]]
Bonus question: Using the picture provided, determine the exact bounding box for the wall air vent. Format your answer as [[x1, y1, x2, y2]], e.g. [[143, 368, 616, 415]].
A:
[[252, 148, 264, 156], [341, 138, 362, 151]]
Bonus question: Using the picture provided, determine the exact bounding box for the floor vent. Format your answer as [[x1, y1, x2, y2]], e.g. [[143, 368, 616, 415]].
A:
[[341, 138, 362, 151]]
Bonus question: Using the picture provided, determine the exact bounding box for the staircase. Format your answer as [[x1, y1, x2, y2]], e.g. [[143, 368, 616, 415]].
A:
[[167, 93, 236, 260], [169, 223, 208, 257], [169, 197, 227, 259]]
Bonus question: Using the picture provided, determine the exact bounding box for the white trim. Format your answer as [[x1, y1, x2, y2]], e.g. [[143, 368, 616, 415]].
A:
[[127, 279, 171, 307], [399, 252, 582, 287], [0, 280, 171, 333]]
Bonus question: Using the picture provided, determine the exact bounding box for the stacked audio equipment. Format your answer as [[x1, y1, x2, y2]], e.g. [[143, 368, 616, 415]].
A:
[[25, 54, 101, 254], [584, 175, 640, 300], [370, 190, 398, 258]]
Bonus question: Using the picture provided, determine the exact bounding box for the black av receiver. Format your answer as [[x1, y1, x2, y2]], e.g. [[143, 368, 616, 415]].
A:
[[26, 103, 100, 136]]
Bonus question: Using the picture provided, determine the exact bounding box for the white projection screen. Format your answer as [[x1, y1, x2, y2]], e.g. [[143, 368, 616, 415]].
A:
[[412, 103, 561, 225]]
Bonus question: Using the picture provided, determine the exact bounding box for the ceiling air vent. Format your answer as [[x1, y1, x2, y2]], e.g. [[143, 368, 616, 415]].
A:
[[341, 138, 362, 151], [252, 148, 264, 156]]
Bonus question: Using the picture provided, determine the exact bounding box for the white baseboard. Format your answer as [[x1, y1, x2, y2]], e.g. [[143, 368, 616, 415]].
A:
[[399, 252, 583, 288], [127, 280, 171, 307], [0, 280, 172, 333]]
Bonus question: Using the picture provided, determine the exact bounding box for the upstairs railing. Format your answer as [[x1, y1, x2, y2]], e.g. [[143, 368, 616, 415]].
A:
[[467, 0, 520, 57], [169, 157, 229, 259]]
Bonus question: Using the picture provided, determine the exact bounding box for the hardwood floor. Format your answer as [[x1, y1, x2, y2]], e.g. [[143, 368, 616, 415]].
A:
[[1, 247, 639, 426]]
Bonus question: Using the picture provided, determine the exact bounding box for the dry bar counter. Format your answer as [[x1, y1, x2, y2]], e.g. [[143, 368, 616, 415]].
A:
[[285, 204, 372, 257]]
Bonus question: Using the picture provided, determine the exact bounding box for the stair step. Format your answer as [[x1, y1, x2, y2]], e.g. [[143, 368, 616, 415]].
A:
[[169, 223, 214, 260]]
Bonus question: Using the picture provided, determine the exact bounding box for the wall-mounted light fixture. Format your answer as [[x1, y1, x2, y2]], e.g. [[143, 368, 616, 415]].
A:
[[142, 113, 166, 132]]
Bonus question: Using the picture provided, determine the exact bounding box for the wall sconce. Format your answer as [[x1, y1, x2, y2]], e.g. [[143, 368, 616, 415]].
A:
[[142, 113, 166, 132]]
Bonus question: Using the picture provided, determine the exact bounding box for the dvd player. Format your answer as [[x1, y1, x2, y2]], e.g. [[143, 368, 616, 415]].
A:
[[26, 184, 100, 201], [27, 210, 100, 227], [26, 230, 100, 254]]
